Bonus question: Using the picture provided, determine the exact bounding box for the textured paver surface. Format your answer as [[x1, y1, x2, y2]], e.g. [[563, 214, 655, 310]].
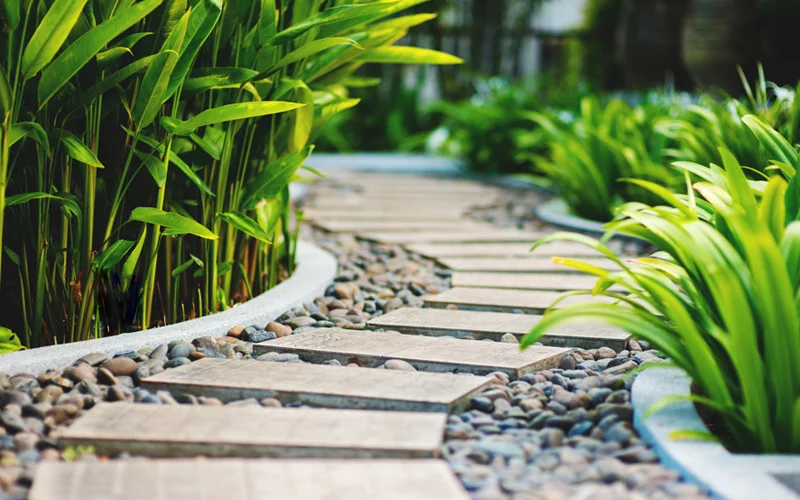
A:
[[358, 230, 548, 244], [30, 459, 469, 500], [369, 307, 629, 349], [423, 286, 618, 313], [143, 357, 492, 412], [437, 256, 619, 272], [254, 328, 569, 377], [58, 403, 446, 458], [407, 242, 606, 258], [450, 271, 618, 291]]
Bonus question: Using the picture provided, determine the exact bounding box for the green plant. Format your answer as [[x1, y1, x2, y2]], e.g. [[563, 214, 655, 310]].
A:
[[0, 0, 461, 347], [522, 120, 800, 453], [526, 94, 682, 221]]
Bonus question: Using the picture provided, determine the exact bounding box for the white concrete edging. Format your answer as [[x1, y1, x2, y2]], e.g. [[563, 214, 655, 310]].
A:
[[632, 367, 800, 499], [0, 240, 337, 375]]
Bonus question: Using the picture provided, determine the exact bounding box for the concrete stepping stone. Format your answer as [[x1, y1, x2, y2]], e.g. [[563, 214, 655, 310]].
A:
[[30, 459, 469, 500], [359, 230, 547, 244], [312, 199, 477, 209], [451, 271, 625, 292], [304, 209, 466, 220], [312, 220, 492, 233], [368, 308, 629, 350], [142, 357, 491, 412], [437, 257, 619, 272], [407, 242, 607, 258], [253, 328, 569, 378], [424, 287, 619, 314], [56, 403, 446, 459]]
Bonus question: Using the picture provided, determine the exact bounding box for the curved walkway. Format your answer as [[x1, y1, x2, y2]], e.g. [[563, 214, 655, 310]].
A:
[[30, 170, 662, 500]]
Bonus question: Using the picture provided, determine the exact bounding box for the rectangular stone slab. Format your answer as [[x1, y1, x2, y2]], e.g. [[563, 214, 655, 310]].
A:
[[57, 403, 445, 459], [30, 459, 469, 500], [359, 230, 547, 244], [311, 199, 477, 209], [407, 242, 607, 258], [142, 357, 492, 412], [451, 271, 625, 292], [438, 257, 619, 272], [312, 220, 492, 233], [368, 308, 629, 350], [424, 287, 619, 314], [304, 209, 466, 220], [253, 328, 568, 378]]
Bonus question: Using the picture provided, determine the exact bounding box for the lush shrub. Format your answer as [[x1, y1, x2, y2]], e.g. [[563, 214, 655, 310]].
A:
[[522, 118, 800, 453], [0, 0, 460, 347]]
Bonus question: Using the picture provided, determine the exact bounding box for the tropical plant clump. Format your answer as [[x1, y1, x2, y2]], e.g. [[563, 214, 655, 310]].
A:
[[522, 116, 800, 454], [0, 0, 460, 348]]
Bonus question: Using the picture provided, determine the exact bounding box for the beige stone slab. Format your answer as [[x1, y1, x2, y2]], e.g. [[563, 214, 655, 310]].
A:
[[312, 220, 491, 233], [360, 230, 548, 244], [368, 308, 629, 350], [57, 403, 445, 459], [407, 242, 607, 258], [142, 358, 491, 413], [311, 198, 478, 209], [253, 328, 569, 378], [438, 257, 619, 272], [424, 287, 620, 314], [303, 208, 466, 220], [451, 271, 626, 292], [30, 459, 469, 500]]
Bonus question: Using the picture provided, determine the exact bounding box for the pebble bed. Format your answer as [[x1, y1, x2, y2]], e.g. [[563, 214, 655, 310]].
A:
[[0, 185, 705, 500]]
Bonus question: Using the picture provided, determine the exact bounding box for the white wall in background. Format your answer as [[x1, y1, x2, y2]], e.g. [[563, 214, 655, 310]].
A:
[[534, 0, 587, 32]]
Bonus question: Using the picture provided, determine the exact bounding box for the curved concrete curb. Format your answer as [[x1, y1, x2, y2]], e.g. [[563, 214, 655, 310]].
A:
[[632, 368, 800, 499], [0, 241, 337, 375]]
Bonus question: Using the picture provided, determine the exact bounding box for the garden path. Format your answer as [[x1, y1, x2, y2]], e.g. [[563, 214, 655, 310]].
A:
[[31, 172, 642, 500]]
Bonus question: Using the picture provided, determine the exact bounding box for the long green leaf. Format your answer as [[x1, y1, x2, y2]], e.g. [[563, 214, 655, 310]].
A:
[[38, 0, 163, 106], [165, 0, 222, 99], [49, 129, 104, 168], [94, 239, 134, 272], [217, 212, 272, 243], [21, 0, 89, 79], [163, 101, 303, 136], [270, 37, 361, 75], [9, 122, 50, 155], [356, 46, 463, 65], [240, 146, 312, 210], [73, 54, 159, 110], [0, 67, 11, 117], [132, 11, 188, 128], [130, 207, 217, 239]]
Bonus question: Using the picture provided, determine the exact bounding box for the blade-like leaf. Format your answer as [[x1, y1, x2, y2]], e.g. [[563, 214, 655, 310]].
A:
[[240, 146, 313, 210], [163, 101, 303, 136], [130, 207, 217, 239], [165, 0, 223, 99], [21, 0, 89, 79], [356, 46, 463, 65], [9, 122, 50, 155], [49, 129, 104, 168], [72, 54, 159, 110], [217, 211, 272, 243], [94, 239, 134, 272], [38, 0, 163, 106]]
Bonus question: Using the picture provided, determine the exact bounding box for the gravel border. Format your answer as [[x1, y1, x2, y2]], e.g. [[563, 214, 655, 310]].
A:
[[0, 241, 337, 376], [632, 367, 800, 499]]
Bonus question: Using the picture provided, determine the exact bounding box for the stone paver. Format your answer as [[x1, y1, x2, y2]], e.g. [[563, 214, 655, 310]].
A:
[[359, 230, 547, 244], [424, 287, 618, 314], [57, 403, 446, 458], [312, 220, 492, 233], [407, 242, 606, 258], [30, 459, 469, 500], [437, 257, 619, 272], [142, 358, 491, 412], [304, 208, 466, 220], [253, 328, 569, 378], [450, 271, 625, 291], [368, 307, 629, 349]]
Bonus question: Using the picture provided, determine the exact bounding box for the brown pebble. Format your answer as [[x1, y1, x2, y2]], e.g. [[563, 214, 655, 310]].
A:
[[96, 367, 119, 386], [265, 322, 291, 338], [189, 351, 207, 361], [227, 325, 246, 338], [99, 357, 137, 377], [71, 363, 97, 383], [595, 347, 617, 360]]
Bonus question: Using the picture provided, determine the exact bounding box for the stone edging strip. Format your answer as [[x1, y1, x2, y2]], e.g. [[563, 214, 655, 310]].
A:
[[0, 240, 337, 375], [535, 198, 644, 242], [631, 367, 800, 499]]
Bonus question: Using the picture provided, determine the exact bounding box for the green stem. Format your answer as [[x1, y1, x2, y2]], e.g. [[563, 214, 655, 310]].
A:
[[0, 122, 9, 289]]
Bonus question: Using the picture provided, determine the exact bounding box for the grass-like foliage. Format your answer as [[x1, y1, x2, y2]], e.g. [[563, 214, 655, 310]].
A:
[[0, 0, 460, 348], [522, 122, 800, 453]]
